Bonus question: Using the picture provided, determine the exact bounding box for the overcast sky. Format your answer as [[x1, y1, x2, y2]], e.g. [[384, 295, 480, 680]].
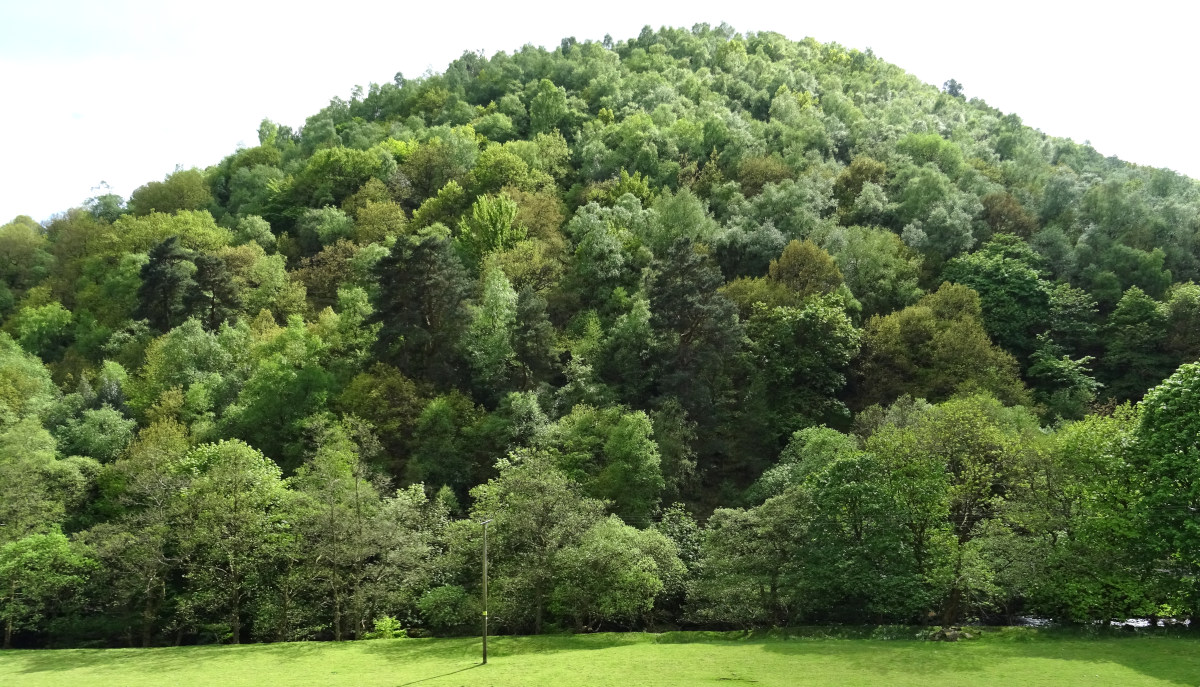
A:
[[2, 0, 1197, 223]]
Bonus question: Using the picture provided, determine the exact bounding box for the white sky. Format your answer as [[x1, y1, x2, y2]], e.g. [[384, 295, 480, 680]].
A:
[[1, 0, 1197, 223]]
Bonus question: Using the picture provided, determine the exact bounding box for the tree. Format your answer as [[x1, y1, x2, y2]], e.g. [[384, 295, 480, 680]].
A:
[[737, 298, 860, 461], [128, 169, 213, 216], [81, 419, 189, 646], [0, 333, 58, 427], [173, 440, 288, 643], [462, 265, 519, 394], [406, 392, 488, 499], [466, 449, 605, 633], [336, 364, 427, 472], [135, 237, 196, 332], [1019, 409, 1155, 623], [797, 445, 939, 622], [688, 499, 804, 627], [981, 193, 1038, 238], [747, 426, 859, 504], [0, 217, 54, 299], [455, 194, 526, 273], [128, 317, 245, 422], [547, 404, 664, 525], [851, 283, 1031, 410], [647, 238, 741, 428], [1045, 283, 1099, 357], [870, 394, 1040, 624], [550, 516, 683, 630], [1101, 286, 1172, 402], [0, 418, 95, 544], [9, 302, 74, 361], [287, 422, 387, 640], [110, 210, 232, 255], [768, 239, 844, 299], [55, 405, 137, 463], [1026, 335, 1101, 422], [529, 79, 568, 134], [296, 206, 355, 253], [184, 254, 241, 331], [1134, 363, 1200, 619], [0, 530, 93, 648], [942, 235, 1051, 360], [820, 225, 923, 318], [288, 147, 384, 209], [512, 287, 558, 390], [370, 236, 472, 387], [223, 318, 333, 471], [1165, 282, 1200, 363]]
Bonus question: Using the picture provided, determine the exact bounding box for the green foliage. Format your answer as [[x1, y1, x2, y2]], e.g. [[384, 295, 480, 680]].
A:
[[9, 301, 74, 360], [7, 24, 1200, 646], [455, 193, 526, 272], [529, 79, 568, 135], [135, 237, 196, 332], [747, 426, 859, 503], [224, 318, 333, 470], [110, 210, 233, 254], [417, 584, 478, 635], [297, 206, 355, 250], [547, 404, 664, 525], [407, 392, 489, 499], [370, 235, 472, 386], [0, 333, 57, 426], [551, 515, 683, 630], [852, 283, 1031, 410], [1026, 334, 1101, 422], [466, 449, 605, 634], [55, 405, 136, 463], [942, 235, 1052, 359], [1134, 363, 1200, 614], [173, 439, 288, 643], [768, 239, 844, 299], [288, 147, 385, 209], [1102, 287, 1174, 401], [0, 217, 54, 299], [128, 169, 213, 216], [362, 615, 406, 639], [0, 418, 95, 544], [185, 254, 241, 331], [819, 226, 923, 317], [0, 529, 94, 648], [463, 265, 519, 392], [738, 298, 860, 455]]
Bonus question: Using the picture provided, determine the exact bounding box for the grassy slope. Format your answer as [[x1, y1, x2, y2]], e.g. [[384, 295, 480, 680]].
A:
[[1, 630, 1197, 687]]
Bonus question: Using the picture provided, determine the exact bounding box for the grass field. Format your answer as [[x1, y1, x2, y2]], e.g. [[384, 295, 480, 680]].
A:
[[1, 629, 1198, 687]]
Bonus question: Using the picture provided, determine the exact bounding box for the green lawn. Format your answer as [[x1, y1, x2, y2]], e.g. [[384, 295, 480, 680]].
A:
[[1, 629, 1198, 687]]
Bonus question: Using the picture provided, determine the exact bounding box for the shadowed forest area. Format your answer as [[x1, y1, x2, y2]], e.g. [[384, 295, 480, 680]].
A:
[[3, 24, 1200, 649]]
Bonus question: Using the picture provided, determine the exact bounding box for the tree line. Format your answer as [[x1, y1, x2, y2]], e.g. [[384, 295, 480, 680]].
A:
[[2, 23, 1200, 647]]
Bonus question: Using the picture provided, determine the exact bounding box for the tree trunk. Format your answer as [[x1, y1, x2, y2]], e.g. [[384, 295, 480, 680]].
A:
[[231, 586, 241, 645], [141, 592, 156, 648], [941, 586, 961, 626], [333, 588, 342, 641], [4, 581, 14, 649]]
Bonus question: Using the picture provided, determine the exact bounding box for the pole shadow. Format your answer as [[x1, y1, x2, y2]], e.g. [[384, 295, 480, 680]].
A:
[[395, 663, 481, 686]]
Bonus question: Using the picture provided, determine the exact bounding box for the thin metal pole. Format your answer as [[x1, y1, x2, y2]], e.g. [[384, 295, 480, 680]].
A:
[[482, 519, 491, 665]]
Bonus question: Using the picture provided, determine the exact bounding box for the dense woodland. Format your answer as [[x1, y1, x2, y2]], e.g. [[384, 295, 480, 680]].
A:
[[4, 25, 1200, 648]]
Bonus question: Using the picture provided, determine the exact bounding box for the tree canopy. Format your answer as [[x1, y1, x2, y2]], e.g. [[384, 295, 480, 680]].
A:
[[4, 24, 1200, 647]]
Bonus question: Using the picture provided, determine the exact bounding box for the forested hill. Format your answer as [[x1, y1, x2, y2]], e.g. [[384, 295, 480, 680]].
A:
[[4, 24, 1200, 647]]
